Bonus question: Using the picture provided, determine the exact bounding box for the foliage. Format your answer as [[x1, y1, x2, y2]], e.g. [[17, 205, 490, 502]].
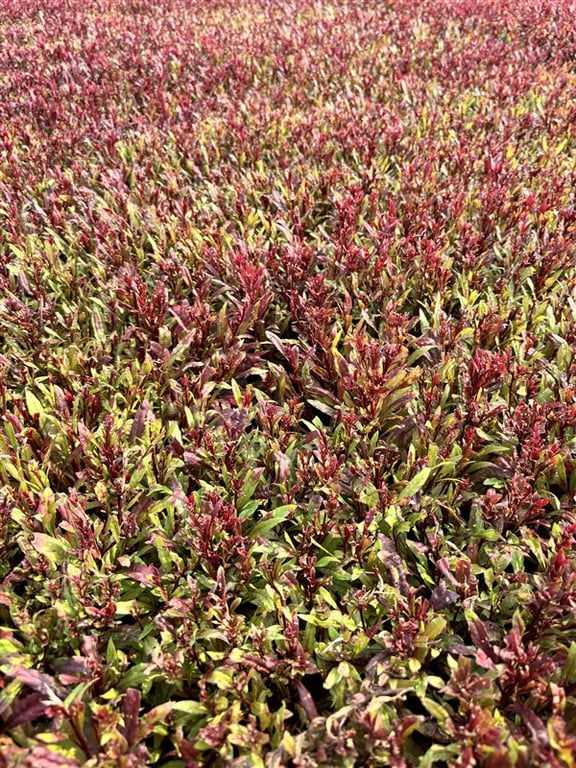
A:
[[1, 0, 576, 765]]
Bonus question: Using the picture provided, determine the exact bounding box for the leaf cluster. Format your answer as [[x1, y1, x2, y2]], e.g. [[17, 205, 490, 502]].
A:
[[1, 0, 576, 765]]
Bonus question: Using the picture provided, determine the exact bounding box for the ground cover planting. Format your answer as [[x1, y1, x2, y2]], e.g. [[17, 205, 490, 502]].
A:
[[0, 0, 575, 764]]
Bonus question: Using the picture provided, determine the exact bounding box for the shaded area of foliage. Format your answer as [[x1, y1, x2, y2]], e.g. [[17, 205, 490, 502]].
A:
[[1, 0, 576, 765]]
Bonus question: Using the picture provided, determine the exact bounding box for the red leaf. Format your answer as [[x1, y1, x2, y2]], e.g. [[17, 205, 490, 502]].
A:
[[476, 649, 497, 670], [129, 399, 153, 443], [296, 681, 318, 722], [468, 620, 494, 656], [25, 746, 80, 767], [128, 564, 160, 587], [3, 692, 50, 728], [121, 688, 141, 748], [4, 666, 58, 696]]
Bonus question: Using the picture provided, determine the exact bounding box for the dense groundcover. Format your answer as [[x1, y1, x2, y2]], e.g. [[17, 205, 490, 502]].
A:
[[1, 0, 576, 765]]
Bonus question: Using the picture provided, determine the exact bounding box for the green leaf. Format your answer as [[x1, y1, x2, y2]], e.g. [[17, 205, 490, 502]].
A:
[[323, 667, 342, 690], [0, 637, 24, 657], [106, 639, 118, 666], [31, 533, 69, 566], [406, 345, 437, 365], [397, 467, 431, 500], [418, 744, 460, 767], [421, 696, 451, 725], [63, 680, 94, 709], [423, 617, 447, 641], [2, 461, 22, 482], [230, 378, 243, 407], [172, 700, 208, 716], [249, 504, 295, 537], [565, 642, 576, 684], [207, 669, 234, 689], [119, 664, 158, 690], [25, 390, 44, 418], [237, 469, 264, 511]]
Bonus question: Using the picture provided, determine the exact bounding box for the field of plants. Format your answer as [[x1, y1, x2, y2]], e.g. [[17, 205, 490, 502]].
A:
[[1, 0, 576, 765]]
